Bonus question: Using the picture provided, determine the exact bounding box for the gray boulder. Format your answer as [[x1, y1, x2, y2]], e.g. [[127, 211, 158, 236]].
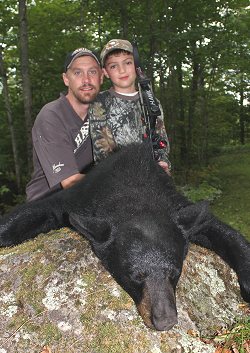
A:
[[0, 228, 247, 353]]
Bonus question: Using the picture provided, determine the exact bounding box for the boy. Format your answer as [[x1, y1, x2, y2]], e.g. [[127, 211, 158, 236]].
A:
[[89, 39, 170, 173]]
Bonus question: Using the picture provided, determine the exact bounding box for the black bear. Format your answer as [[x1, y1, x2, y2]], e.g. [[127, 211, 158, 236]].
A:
[[0, 143, 249, 331]]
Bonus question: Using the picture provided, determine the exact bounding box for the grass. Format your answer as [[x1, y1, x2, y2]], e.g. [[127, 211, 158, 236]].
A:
[[210, 149, 250, 241], [213, 316, 250, 353]]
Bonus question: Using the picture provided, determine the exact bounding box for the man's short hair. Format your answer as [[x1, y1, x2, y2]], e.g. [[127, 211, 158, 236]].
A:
[[64, 48, 100, 72]]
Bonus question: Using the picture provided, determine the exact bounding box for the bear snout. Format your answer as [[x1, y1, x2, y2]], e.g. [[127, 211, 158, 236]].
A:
[[152, 316, 177, 331], [151, 305, 178, 331], [136, 276, 178, 331]]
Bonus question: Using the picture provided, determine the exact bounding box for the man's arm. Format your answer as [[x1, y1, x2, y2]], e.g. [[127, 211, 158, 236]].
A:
[[61, 173, 86, 189], [33, 110, 83, 189]]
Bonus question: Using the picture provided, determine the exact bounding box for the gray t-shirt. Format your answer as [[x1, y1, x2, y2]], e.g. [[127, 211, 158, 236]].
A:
[[26, 94, 93, 201]]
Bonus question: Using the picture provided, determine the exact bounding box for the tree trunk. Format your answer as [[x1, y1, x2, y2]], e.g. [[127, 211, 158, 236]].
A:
[[187, 61, 199, 153], [199, 73, 209, 165], [0, 46, 21, 192], [176, 61, 187, 165], [18, 0, 33, 173], [119, 0, 129, 38], [144, 0, 156, 85], [239, 75, 245, 145]]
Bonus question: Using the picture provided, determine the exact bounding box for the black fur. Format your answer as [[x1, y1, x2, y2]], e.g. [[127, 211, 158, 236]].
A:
[[0, 143, 249, 331]]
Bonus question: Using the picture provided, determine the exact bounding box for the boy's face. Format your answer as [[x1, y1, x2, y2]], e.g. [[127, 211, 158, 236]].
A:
[[103, 52, 137, 94]]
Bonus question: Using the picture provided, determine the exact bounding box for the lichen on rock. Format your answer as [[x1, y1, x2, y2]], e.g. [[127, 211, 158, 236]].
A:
[[0, 228, 248, 352]]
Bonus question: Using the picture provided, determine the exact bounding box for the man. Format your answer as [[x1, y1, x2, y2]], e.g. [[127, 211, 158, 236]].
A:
[[26, 48, 103, 201]]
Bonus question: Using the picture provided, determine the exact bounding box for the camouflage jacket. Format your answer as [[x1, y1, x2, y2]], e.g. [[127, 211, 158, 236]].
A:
[[89, 88, 171, 166]]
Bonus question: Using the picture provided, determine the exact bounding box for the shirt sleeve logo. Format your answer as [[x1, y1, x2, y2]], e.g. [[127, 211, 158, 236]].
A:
[[52, 162, 65, 174], [74, 120, 90, 153]]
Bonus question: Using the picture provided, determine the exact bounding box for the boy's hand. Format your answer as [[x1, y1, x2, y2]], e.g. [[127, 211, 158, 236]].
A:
[[158, 161, 171, 176]]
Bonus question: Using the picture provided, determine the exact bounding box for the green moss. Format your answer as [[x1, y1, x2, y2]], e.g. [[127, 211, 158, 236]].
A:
[[40, 322, 62, 343], [160, 338, 172, 352], [15, 259, 55, 313], [0, 230, 64, 258], [83, 321, 152, 353], [22, 260, 55, 280], [80, 312, 93, 326], [7, 313, 28, 330], [131, 315, 144, 327], [7, 315, 62, 348], [82, 270, 99, 286]]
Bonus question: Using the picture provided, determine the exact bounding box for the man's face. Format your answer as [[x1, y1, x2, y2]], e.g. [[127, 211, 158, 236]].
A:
[[63, 56, 103, 104], [103, 52, 137, 94]]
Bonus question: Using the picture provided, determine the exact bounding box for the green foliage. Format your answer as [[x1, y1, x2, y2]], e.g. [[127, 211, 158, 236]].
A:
[[0, 184, 10, 196], [229, 317, 250, 353], [214, 316, 250, 352], [211, 149, 250, 241], [180, 181, 222, 202], [0, 0, 249, 193], [177, 146, 250, 243], [219, 143, 250, 153]]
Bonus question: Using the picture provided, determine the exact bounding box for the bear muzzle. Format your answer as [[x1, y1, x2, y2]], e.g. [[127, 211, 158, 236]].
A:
[[136, 276, 178, 331]]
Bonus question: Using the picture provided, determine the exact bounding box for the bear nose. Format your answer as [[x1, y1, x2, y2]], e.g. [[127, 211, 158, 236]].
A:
[[136, 275, 178, 331], [152, 311, 178, 331], [148, 276, 178, 331]]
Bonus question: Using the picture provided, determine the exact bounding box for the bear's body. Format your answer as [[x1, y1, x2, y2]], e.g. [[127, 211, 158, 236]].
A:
[[0, 143, 249, 331]]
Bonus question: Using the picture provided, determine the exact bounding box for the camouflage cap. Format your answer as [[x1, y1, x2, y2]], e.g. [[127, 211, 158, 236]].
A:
[[100, 39, 133, 66], [64, 48, 100, 72]]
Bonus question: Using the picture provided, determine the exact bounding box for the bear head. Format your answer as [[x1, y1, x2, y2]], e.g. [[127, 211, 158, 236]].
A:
[[69, 212, 189, 331]]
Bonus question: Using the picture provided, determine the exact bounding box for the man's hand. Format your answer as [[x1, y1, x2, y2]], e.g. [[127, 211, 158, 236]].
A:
[[61, 173, 86, 189], [158, 161, 171, 176]]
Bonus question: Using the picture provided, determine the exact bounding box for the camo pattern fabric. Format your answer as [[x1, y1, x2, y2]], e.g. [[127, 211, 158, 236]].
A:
[[89, 88, 171, 166]]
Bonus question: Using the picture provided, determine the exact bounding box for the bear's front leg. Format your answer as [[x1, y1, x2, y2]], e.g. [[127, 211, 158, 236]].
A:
[[0, 195, 68, 247], [189, 216, 250, 303]]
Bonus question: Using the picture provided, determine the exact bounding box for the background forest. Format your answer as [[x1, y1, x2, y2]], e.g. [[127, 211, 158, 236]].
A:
[[0, 0, 249, 210]]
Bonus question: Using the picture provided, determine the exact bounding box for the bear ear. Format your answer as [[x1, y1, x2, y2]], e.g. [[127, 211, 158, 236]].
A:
[[176, 201, 213, 238], [69, 213, 111, 243]]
